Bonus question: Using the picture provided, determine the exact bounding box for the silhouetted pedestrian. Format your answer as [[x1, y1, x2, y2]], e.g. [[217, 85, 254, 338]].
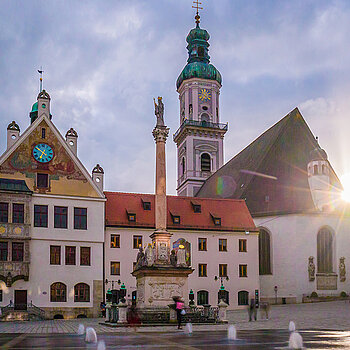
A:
[[175, 297, 185, 329], [248, 298, 257, 321]]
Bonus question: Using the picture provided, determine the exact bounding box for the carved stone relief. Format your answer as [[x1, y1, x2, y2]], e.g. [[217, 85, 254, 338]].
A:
[[339, 257, 346, 282], [308, 256, 315, 281]]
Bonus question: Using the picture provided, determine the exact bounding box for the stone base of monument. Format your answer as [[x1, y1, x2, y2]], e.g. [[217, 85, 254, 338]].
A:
[[132, 265, 193, 310]]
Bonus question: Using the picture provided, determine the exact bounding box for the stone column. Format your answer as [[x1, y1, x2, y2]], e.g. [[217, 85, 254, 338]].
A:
[[151, 125, 172, 265]]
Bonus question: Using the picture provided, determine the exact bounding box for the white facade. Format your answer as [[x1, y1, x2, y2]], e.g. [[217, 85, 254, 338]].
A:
[[105, 227, 259, 310]]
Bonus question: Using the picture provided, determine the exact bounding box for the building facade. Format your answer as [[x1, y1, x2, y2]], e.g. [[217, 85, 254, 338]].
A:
[[0, 90, 105, 319], [105, 192, 259, 310]]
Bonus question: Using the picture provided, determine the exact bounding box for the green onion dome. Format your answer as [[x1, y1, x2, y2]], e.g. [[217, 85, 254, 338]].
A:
[[176, 23, 222, 89]]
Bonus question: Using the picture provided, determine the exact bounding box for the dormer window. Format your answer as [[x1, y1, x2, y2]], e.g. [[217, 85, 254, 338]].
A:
[[171, 213, 180, 224], [127, 212, 136, 222], [41, 128, 46, 139], [142, 200, 151, 211], [211, 214, 221, 226], [191, 202, 201, 213]]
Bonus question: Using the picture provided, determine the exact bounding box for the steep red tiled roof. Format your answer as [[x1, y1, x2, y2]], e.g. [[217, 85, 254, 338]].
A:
[[105, 192, 256, 231]]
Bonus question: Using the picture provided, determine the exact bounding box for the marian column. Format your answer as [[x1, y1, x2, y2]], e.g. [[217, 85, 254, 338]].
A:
[[151, 97, 172, 264]]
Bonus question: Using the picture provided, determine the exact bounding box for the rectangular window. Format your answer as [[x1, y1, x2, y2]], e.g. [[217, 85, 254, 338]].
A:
[[198, 238, 207, 251], [198, 263, 207, 277], [172, 215, 180, 224], [41, 128, 46, 139], [110, 234, 120, 248], [37, 173, 48, 188], [239, 239, 247, 252], [50, 245, 61, 265], [128, 213, 136, 222], [65, 246, 76, 265], [12, 242, 24, 262], [219, 264, 227, 277], [110, 261, 120, 275], [12, 204, 24, 224], [34, 205, 48, 227], [219, 239, 227, 252], [142, 201, 151, 210], [133, 235, 142, 249], [54, 206, 68, 229], [0, 203, 8, 223], [0, 242, 8, 261], [80, 247, 91, 266], [192, 204, 201, 213], [239, 264, 248, 277], [74, 207, 87, 230]]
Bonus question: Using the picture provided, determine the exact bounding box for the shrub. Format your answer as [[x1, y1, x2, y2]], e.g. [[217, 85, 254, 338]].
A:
[[310, 291, 318, 298]]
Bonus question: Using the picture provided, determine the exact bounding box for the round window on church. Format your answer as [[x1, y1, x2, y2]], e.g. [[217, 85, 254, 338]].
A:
[[42, 104, 46, 109], [202, 106, 208, 111]]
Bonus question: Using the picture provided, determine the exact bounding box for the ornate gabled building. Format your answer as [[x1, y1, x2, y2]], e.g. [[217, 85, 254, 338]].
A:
[[0, 89, 105, 319], [174, 15, 227, 197], [196, 107, 350, 303]]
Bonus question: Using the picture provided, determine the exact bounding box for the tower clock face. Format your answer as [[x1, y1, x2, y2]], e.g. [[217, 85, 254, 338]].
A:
[[33, 143, 54, 163], [199, 88, 211, 101]]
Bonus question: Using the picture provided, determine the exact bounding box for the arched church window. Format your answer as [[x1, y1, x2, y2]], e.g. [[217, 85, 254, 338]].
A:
[[181, 157, 186, 176], [322, 164, 326, 174], [259, 229, 271, 275], [314, 164, 318, 175], [201, 113, 209, 123], [50, 282, 67, 302], [198, 46, 205, 57], [317, 227, 333, 273], [201, 153, 211, 172]]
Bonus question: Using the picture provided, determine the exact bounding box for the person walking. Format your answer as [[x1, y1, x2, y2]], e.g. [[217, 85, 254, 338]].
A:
[[175, 297, 185, 329], [248, 298, 257, 321]]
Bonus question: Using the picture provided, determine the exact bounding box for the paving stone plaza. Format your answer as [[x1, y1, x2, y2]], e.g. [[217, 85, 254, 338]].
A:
[[1, 301, 350, 348]]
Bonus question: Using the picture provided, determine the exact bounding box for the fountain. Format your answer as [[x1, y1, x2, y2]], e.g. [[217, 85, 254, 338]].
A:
[[227, 325, 237, 341], [97, 340, 106, 350], [77, 324, 85, 335], [185, 323, 193, 335], [289, 331, 303, 349], [289, 321, 296, 332], [85, 327, 97, 343]]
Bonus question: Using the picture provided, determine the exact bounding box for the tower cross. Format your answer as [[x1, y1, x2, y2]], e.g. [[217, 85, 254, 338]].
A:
[[192, 0, 203, 25], [38, 67, 43, 92]]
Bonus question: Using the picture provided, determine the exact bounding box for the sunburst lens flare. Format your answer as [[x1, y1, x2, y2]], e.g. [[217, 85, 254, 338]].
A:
[[341, 174, 350, 202]]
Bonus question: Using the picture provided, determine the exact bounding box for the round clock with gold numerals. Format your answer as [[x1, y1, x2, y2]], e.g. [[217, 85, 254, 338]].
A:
[[33, 143, 54, 163], [199, 88, 211, 101]]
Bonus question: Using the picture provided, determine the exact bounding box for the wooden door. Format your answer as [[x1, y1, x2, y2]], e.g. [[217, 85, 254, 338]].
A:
[[14, 290, 27, 310]]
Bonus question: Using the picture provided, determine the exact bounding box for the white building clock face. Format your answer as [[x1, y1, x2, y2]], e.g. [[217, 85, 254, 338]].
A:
[[33, 143, 54, 163], [199, 88, 211, 101]]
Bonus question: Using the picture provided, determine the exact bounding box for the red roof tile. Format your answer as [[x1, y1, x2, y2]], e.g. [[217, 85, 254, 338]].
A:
[[105, 192, 256, 231]]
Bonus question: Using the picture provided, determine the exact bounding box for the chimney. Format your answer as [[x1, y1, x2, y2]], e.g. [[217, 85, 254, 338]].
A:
[[65, 128, 78, 155], [7, 121, 20, 150], [92, 164, 104, 192]]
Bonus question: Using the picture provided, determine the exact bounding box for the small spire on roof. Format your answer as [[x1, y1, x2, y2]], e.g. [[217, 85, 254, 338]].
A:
[[192, 0, 203, 27], [37, 67, 43, 92]]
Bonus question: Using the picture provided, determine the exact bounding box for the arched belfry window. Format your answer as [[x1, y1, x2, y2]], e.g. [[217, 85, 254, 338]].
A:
[[322, 164, 326, 174], [317, 227, 333, 273], [201, 153, 211, 172], [259, 229, 271, 275], [181, 157, 186, 176], [198, 46, 205, 57], [314, 164, 318, 175]]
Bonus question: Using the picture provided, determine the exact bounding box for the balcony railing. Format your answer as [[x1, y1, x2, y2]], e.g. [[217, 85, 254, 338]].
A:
[[177, 170, 212, 188], [173, 120, 228, 141]]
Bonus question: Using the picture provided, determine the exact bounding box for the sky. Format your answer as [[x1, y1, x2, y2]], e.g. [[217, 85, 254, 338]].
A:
[[1, 0, 350, 195]]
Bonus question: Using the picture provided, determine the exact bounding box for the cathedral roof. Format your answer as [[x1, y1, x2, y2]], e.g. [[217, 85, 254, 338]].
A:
[[105, 192, 256, 231], [196, 108, 342, 216]]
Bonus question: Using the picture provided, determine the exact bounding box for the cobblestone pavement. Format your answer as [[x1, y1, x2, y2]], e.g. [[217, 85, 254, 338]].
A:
[[0, 300, 349, 334]]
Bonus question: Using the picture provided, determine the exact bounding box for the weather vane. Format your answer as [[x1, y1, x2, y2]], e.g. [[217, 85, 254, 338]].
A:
[[192, 0, 203, 25], [38, 67, 43, 92]]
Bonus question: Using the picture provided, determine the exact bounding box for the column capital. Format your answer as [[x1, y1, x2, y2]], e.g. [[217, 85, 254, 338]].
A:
[[152, 126, 169, 143]]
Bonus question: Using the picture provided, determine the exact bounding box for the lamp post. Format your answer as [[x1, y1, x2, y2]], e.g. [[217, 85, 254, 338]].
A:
[[274, 285, 278, 305], [214, 275, 229, 304]]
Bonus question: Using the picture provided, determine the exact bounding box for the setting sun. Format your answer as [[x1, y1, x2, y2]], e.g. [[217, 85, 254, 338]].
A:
[[341, 174, 350, 202]]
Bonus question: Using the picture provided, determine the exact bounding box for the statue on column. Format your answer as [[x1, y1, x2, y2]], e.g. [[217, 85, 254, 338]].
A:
[[170, 249, 177, 267], [145, 243, 155, 267], [177, 245, 187, 267], [135, 246, 145, 269], [339, 257, 346, 282], [154, 97, 165, 126], [308, 256, 315, 281]]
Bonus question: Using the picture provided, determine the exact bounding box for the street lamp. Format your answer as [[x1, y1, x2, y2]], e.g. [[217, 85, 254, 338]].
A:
[[189, 289, 195, 306], [214, 275, 229, 303]]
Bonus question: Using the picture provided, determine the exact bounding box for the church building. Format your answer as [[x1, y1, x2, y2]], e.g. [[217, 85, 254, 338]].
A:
[[0, 89, 105, 319]]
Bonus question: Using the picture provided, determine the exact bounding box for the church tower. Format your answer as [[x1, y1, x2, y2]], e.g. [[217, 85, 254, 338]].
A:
[[174, 11, 227, 197]]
